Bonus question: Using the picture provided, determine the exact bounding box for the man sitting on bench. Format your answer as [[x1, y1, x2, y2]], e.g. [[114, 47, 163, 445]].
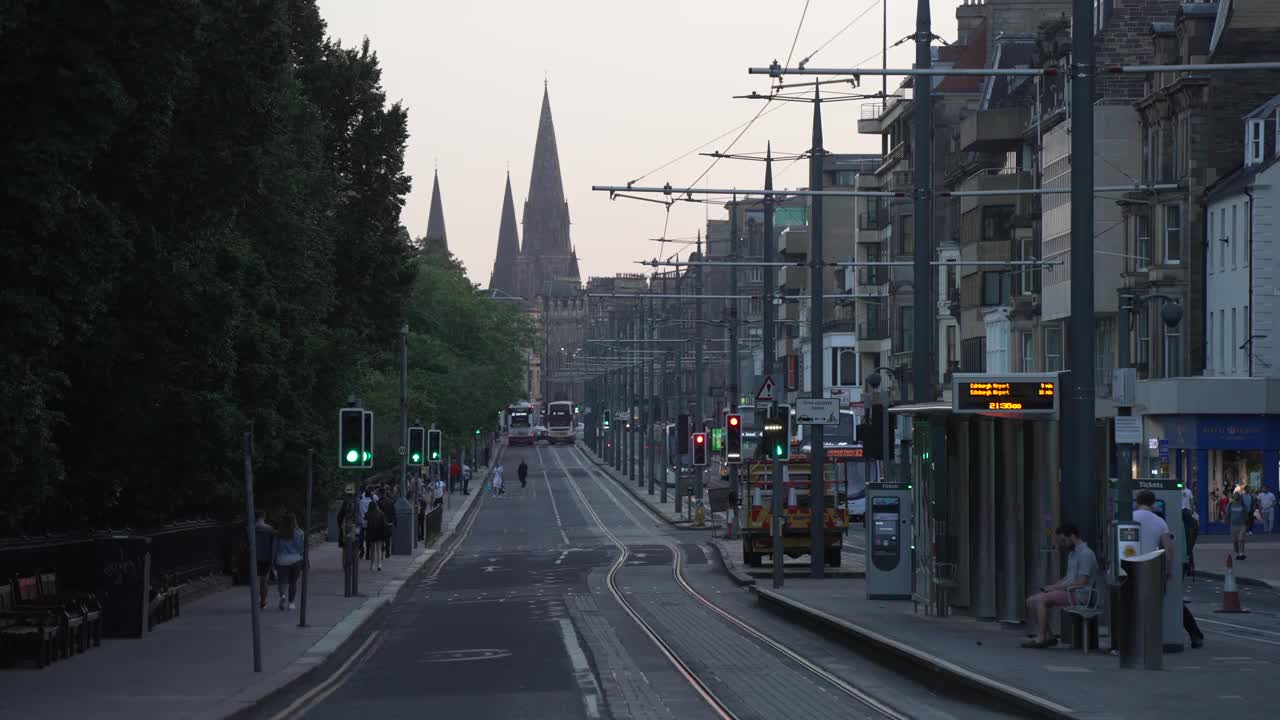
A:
[[1023, 523, 1097, 649]]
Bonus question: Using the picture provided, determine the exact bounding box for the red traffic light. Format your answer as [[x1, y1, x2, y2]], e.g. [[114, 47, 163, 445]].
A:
[[728, 415, 740, 427], [694, 433, 705, 445]]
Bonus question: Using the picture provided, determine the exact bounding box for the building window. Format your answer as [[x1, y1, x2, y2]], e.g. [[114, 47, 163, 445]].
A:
[[838, 349, 858, 386], [1246, 118, 1265, 166], [1044, 325, 1063, 372], [1021, 331, 1035, 372], [1232, 204, 1239, 268], [1244, 200, 1250, 268], [834, 170, 858, 186], [1141, 304, 1152, 366], [1164, 204, 1182, 264], [1208, 312, 1214, 374], [1165, 322, 1182, 378], [1219, 207, 1227, 269], [981, 272, 1010, 306], [947, 324, 957, 366], [1135, 214, 1151, 271], [1232, 307, 1239, 375], [895, 306, 913, 352], [1142, 125, 1154, 183], [895, 220, 913, 255], [961, 337, 986, 373], [1219, 309, 1226, 373], [1012, 233, 1040, 295], [981, 205, 1016, 243], [1207, 211, 1215, 274]]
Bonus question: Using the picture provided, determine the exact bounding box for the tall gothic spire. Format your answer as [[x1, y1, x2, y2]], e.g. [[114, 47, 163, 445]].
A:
[[521, 86, 571, 259], [425, 170, 448, 252], [489, 173, 521, 296]]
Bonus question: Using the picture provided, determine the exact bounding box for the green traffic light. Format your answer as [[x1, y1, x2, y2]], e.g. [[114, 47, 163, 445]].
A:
[[474, 429, 480, 435], [774, 444, 783, 456], [411, 452, 422, 463], [363, 451, 371, 461], [345, 449, 359, 463]]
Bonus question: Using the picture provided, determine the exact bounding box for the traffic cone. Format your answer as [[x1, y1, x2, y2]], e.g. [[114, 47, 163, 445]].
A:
[[1216, 553, 1250, 613]]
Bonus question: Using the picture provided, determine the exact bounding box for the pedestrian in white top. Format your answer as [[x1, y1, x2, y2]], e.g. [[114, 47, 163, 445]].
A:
[[1181, 486, 1193, 512], [1259, 486, 1276, 534], [492, 466, 505, 497]]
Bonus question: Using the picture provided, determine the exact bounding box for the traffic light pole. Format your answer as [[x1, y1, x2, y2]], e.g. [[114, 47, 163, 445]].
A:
[[639, 297, 648, 490], [727, 193, 740, 539], [808, 88, 827, 579], [629, 311, 637, 485], [694, 233, 705, 504], [647, 294, 657, 496], [763, 147, 785, 589], [399, 323, 412, 550]]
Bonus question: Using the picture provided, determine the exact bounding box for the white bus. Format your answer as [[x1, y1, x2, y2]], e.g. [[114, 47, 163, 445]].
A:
[[546, 401, 575, 444], [506, 401, 535, 445]]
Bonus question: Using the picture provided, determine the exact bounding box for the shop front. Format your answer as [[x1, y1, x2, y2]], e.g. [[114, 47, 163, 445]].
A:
[[1143, 414, 1280, 535]]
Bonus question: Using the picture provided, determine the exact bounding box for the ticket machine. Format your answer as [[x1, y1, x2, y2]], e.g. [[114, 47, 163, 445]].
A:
[[865, 482, 913, 599], [1131, 478, 1186, 652]]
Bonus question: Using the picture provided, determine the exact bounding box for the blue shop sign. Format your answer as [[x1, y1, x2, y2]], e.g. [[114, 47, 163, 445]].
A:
[[1155, 415, 1280, 450]]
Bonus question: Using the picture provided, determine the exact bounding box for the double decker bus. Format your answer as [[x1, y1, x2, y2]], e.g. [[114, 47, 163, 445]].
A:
[[546, 401, 575, 444], [505, 401, 535, 445]]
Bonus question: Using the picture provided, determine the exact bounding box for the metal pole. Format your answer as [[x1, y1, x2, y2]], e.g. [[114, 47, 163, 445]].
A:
[[676, 338, 685, 514], [400, 323, 410, 546], [299, 449, 313, 628], [764, 147, 786, 589], [912, 0, 934, 406], [660, 348, 669, 503], [695, 232, 706, 503], [728, 194, 741, 539], [1116, 297, 1133, 523], [809, 86, 827, 579], [242, 431, 263, 672], [638, 304, 646, 488], [646, 294, 656, 495], [1067, 0, 1099, 548]]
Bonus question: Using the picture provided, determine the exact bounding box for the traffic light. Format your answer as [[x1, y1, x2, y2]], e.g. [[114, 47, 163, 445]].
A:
[[474, 428, 481, 436], [692, 432, 707, 466], [408, 426, 426, 466], [338, 408, 364, 469], [603, 411, 611, 430], [427, 429, 442, 462], [361, 410, 374, 468], [762, 404, 791, 461], [862, 404, 885, 460], [725, 414, 742, 463]]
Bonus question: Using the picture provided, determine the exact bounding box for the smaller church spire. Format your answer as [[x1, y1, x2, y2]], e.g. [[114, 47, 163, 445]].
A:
[[489, 172, 522, 297], [425, 169, 448, 252]]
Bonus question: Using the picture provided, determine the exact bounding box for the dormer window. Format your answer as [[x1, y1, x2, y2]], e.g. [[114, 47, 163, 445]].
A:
[[1246, 118, 1265, 166]]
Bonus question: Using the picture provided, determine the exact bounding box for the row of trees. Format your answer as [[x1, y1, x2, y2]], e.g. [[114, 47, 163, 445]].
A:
[[1, 0, 533, 534]]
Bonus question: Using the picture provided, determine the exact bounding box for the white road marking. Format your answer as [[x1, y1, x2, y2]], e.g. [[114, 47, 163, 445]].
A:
[[558, 618, 603, 719], [537, 443, 571, 544]]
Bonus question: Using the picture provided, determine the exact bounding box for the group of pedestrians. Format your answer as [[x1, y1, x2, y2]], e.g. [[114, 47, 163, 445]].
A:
[[335, 484, 400, 572], [488, 460, 529, 497], [252, 510, 308, 611]]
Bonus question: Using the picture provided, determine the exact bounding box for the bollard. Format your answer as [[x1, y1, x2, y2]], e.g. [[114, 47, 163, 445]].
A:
[[1119, 549, 1165, 670], [392, 496, 414, 555]]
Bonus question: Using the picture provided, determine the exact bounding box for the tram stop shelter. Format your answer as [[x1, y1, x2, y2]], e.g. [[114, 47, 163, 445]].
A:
[[890, 374, 1064, 623]]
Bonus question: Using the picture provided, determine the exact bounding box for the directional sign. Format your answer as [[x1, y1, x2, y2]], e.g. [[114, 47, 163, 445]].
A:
[[796, 398, 840, 425], [755, 375, 776, 404]]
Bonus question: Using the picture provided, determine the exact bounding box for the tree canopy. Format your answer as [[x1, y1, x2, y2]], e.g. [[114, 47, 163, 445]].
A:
[[0, 0, 532, 533]]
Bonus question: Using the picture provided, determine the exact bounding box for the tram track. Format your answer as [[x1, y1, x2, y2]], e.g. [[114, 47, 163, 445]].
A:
[[552, 445, 910, 720]]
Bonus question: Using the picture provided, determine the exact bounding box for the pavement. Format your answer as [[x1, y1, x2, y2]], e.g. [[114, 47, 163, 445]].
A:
[[0, 458, 491, 720], [1194, 532, 1280, 587], [748, 563, 1280, 719]]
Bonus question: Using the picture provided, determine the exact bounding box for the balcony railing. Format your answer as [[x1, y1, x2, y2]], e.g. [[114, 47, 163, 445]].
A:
[[889, 170, 913, 193], [858, 266, 887, 286], [858, 206, 888, 231]]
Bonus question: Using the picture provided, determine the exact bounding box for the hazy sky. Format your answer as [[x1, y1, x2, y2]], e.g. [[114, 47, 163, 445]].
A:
[[316, 1, 958, 285]]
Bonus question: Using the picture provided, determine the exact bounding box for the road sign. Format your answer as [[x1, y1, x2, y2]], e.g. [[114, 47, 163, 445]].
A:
[[397, 445, 407, 457], [796, 398, 840, 425], [1114, 416, 1142, 445], [755, 375, 776, 404]]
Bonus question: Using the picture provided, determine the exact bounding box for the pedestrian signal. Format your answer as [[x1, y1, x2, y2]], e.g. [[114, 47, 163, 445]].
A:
[[725, 414, 742, 463], [692, 432, 707, 466], [408, 426, 426, 466]]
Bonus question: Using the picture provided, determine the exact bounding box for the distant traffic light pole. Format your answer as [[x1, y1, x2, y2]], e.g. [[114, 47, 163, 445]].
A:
[[399, 323, 412, 551], [727, 193, 741, 538]]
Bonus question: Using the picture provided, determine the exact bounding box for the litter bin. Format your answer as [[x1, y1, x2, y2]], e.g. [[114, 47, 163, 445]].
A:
[[94, 534, 152, 638], [1118, 549, 1165, 670]]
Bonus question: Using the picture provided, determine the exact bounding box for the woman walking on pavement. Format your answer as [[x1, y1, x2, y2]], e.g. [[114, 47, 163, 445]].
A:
[[273, 513, 306, 610], [518, 459, 529, 488], [492, 465, 505, 497]]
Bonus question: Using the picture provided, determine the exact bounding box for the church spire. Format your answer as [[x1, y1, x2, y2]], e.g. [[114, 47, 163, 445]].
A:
[[425, 169, 448, 252], [521, 85, 571, 260], [489, 173, 521, 296]]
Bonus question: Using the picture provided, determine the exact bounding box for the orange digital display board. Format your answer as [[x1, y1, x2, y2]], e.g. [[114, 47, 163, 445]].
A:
[[952, 374, 1059, 415]]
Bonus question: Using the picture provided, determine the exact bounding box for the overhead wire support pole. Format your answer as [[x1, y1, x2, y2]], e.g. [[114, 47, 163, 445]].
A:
[[911, 0, 934, 408], [1067, 0, 1098, 550], [764, 145, 786, 590], [728, 192, 740, 539], [695, 232, 705, 508], [808, 85, 826, 579]]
